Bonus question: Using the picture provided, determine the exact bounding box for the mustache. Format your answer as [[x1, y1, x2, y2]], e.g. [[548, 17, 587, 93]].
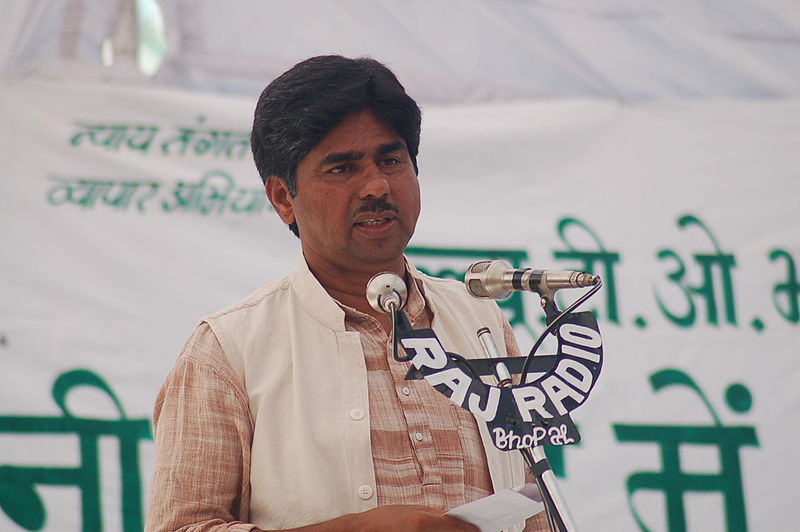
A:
[[355, 198, 398, 215]]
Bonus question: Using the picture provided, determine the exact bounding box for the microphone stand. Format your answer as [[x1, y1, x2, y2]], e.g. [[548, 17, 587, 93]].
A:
[[521, 446, 575, 531], [525, 283, 602, 532], [477, 328, 577, 532], [378, 271, 603, 532], [476, 280, 602, 532]]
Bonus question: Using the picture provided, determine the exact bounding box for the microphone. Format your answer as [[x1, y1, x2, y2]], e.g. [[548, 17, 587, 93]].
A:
[[366, 272, 408, 313], [465, 259, 600, 300]]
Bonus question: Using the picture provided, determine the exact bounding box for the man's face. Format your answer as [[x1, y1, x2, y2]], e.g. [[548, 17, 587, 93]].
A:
[[267, 110, 421, 276]]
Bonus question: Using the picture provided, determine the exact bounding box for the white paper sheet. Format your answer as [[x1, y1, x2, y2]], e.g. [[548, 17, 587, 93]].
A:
[[446, 483, 545, 532]]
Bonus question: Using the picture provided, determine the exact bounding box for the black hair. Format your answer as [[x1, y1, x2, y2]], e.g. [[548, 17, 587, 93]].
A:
[[251, 55, 421, 236]]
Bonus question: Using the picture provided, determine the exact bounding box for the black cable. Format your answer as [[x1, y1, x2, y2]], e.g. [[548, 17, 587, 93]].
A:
[[519, 279, 603, 381]]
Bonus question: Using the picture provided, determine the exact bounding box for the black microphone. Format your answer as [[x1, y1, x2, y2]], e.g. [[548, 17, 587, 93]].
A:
[[465, 260, 599, 300], [366, 272, 408, 313]]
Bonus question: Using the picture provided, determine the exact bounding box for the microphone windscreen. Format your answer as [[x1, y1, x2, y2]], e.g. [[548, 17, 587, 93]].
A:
[[465, 260, 493, 298], [467, 278, 491, 298]]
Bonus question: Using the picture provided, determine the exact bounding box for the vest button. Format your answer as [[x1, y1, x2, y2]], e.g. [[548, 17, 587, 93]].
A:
[[350, 408, 365, 421], [357, 484, 374, 500]]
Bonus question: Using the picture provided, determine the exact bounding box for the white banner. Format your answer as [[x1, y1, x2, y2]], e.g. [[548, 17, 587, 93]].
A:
[[1, 80, 798, 531]]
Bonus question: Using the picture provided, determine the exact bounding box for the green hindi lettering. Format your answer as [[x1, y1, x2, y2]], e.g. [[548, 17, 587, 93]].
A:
[[47, 177, 161, 212], [654, 215, 737, 328], [161, 171, 230, 214], [70, 123, 159, 154], [769, 249, 800, 323], [0, 369, 152, 531], [554, 217, 621, 324], [613, 369, 758, 532], [160, 116, 250, 160]]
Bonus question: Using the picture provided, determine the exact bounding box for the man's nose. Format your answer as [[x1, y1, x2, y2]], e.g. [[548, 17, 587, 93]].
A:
[[359, 163, 390, 199]]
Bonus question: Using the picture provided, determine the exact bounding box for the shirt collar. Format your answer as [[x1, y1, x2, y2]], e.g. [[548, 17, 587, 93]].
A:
[[332, 258, 428, 326], [291, 255, 430, 330]]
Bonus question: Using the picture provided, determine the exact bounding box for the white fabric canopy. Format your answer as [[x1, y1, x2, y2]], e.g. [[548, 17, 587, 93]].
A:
[[3, 0, 800, 102]]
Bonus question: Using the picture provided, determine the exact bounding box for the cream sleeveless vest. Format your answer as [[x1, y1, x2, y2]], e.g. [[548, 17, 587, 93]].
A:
[[206, 258, 527, 531]]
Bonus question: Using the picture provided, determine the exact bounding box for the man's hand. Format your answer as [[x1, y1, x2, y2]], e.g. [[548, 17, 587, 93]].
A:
[[348, 505, 479, 532]]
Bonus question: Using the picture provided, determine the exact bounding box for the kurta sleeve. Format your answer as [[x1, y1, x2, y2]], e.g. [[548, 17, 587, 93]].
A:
[[146, 323, 256, 532]]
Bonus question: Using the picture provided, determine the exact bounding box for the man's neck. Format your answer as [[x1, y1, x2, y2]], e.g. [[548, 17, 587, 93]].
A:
[[305, 255, 407, 324]]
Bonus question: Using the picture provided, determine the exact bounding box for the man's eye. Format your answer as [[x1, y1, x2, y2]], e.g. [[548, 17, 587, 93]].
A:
[[381, 157, 402, 167], [328, 164, 351, 174]]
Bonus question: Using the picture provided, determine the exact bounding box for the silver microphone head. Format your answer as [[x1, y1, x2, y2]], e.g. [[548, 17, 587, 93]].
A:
[[366, 272, 408, 314], [464, 260, 513, 300]]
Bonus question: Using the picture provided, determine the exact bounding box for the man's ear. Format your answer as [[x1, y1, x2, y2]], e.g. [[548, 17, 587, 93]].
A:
[[265, 177, 296, 227]]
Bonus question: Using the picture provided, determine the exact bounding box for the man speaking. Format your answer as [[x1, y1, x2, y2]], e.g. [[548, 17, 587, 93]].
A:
[[147, 55, 548, 532]]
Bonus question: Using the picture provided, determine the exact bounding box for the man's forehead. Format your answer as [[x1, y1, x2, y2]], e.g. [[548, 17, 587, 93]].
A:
[[319, 141, 408, 165], [303, 110, 407, 161]]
